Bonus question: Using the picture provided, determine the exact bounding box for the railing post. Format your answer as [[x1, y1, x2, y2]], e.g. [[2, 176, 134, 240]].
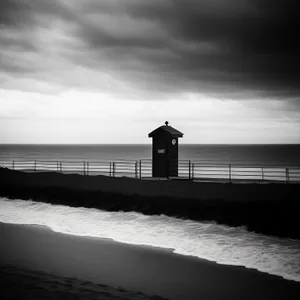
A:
[[192, 163, 194, 180], [12, 160, 15, 170], [109, 162, 112, 177], [83, 162, 86, 175], [286, 168, 289, 184], [113, 162, 115, 177], [188, 160, 191, 180], [34, 160, 37, 172], [139, 160, 142, 179], [87, 162, 89, 176], [261, 167, 264, 181], [229, 164, 232, 183], [60, 161, 62, 173], [135, 161, 138, 179]]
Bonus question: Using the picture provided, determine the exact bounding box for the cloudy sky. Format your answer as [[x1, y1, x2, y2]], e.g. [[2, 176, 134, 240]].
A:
[[0, 0, 299, 144]]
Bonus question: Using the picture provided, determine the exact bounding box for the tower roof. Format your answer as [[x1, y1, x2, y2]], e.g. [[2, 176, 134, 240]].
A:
[[148, 122, 183, 138]]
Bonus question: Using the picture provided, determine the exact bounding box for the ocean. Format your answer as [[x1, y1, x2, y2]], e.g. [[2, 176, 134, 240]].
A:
[[1, 144, 300, 165]]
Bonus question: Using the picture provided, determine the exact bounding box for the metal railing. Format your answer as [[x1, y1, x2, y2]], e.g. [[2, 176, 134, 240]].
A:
[[0, 159, 299, 183]]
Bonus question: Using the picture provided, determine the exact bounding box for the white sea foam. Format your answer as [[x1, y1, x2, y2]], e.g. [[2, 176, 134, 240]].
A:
[[1, 197, 300, 282]]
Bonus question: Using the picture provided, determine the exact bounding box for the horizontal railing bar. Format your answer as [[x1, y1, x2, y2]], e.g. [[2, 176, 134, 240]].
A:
[[1, 158, 300, 183], [1, 158, 299, 165]]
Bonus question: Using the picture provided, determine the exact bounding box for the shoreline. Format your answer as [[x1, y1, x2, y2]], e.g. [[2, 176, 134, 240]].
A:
[[1, 222, 300, 300], [2, 215, 299, 283], [1, 167, 300, 239]]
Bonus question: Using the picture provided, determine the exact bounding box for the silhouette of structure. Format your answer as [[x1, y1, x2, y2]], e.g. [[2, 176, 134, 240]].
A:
[[148, 121, 183, 178]]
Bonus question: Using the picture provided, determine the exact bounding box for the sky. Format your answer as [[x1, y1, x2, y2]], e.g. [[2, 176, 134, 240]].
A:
[[0, 0, 299, 144]]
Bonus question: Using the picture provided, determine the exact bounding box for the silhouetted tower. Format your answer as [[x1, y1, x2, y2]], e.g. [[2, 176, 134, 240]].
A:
[[148, 121, 183, 178]]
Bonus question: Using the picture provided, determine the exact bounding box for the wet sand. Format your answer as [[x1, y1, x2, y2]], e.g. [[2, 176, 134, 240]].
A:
[[1, 222, 299, 300]]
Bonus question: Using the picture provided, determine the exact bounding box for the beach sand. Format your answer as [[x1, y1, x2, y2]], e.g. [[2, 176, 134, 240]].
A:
[[1, 222, 299, 300]]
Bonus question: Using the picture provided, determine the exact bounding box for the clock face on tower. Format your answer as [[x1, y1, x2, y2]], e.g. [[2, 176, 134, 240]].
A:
[[172, 139, 176, 145]]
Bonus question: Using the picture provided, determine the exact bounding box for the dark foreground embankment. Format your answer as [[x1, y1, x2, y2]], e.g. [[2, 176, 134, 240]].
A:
[[0, 264, 168, 300], [1, 167, 300, 239]]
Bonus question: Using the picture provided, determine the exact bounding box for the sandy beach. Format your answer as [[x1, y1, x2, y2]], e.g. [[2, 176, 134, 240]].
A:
[[1, 222, 299, 300]]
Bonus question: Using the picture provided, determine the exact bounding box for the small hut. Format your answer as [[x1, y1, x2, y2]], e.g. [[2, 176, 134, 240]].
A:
[[148, 121, 183, 178]]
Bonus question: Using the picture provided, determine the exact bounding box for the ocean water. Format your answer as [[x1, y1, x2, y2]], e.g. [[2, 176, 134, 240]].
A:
[[0, 144, 300, 165], [1, 198, 300, 282]]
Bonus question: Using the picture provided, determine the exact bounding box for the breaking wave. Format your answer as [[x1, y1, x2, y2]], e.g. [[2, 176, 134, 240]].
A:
[[0, 197, 299, 282]]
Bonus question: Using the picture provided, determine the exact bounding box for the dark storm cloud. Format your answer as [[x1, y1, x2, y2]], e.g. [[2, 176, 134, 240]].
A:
[[0, 0, 66, 27], [0, 0, 299, 98], [0, 0, 30, 27], [109, 0, 299, 96]]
